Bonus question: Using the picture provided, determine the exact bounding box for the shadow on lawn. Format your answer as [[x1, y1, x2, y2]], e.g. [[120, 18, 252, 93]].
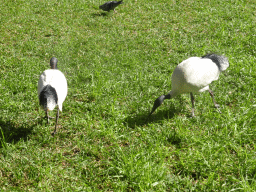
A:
[[124, 106, 177, 129], [124, 108, 183, 147], [0, 119, 35, 147]]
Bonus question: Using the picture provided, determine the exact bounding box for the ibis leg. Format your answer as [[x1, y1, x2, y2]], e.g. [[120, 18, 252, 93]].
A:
[[52, 107, 60, 136], [190, 92, 195, 117], [45, 110, 54, 124], [46, 110, 50, 124], [208, 89, 221, 113]]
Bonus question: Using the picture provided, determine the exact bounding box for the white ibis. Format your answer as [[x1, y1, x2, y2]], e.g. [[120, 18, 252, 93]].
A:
[[38, 57, 68, 135], [149, 53, 229, 117], [99, 1, 123, 12]]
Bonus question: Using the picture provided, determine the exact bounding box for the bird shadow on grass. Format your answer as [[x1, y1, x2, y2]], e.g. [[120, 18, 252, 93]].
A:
[[123, 106, 177, 129], [123, 108, 183, 148], [0, 119, 36, 147]]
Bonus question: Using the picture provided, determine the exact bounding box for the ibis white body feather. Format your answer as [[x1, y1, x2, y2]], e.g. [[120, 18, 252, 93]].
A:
[[38, 69, 67, 111], [170, 57, 220, 97], [149, 53, 229, 117], [38, 57, 68, 135]]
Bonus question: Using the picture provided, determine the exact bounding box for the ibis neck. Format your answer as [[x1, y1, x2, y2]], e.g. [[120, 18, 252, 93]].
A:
[[165, 93, 171, 99], [50, 64, 57, 69], [164, 91, 177, 100]]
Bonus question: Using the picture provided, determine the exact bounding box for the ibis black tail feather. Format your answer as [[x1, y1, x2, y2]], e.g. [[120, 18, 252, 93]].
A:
[[39, 85, 58, 111]]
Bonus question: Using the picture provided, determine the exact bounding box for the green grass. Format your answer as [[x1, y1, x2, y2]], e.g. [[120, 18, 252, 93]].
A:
[[0, 0, 256, 191]]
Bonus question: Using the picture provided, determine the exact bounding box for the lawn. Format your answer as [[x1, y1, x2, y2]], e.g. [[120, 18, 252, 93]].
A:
[[0, 0, 255, 191]]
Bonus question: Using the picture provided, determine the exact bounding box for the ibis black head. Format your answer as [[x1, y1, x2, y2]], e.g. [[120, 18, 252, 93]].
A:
[[201, 53, 229, 72], [149, 95, 166, 116], [50, 57, 58, 69]]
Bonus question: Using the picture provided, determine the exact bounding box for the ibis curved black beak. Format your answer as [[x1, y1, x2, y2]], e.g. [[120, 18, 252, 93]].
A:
[[149, 95, 166, 116]]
